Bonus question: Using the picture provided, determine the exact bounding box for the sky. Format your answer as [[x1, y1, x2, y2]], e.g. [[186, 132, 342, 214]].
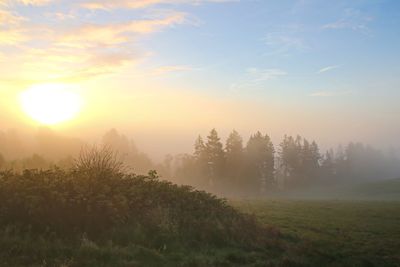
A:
[[1, 0, 400, 159]]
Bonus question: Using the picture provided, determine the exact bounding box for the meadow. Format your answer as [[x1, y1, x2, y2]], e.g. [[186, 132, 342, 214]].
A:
[[234, 199, 400, 267], [0, 149, 399, 266]]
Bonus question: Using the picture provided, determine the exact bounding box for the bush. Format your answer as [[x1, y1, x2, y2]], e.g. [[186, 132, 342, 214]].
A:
[[0, 166, 275, 250]]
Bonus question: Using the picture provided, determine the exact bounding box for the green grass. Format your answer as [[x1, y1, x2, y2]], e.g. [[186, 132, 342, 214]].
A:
[[0, 168, 285, 267], [1, 167, 400, 266], [233, 199, 400, 267], [2, 199, 399, 267], [355, 178, 400, 199]]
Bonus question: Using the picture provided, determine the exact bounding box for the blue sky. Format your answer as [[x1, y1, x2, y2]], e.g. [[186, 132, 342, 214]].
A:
[[1, 0, 400, 156], [144, 0, 400, 97]]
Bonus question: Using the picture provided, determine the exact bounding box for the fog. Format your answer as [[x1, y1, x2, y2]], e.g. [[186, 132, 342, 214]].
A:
[[1, 125, 399, 200]]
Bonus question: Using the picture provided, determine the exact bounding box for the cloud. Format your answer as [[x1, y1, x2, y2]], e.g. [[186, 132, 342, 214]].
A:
[[263, 26, 309, 57], [247, 68, 287, 82], [0, 9, 25, 24], [0, 29, 27, 45], [322, 8, 373, 32], [57, 12, 186, 48], [152, 65, 192, 76], [0, 9, 186, 81], [310, 91, 352, 97], [0, 4, 28, 44], [17, 0, 53, 5], [317, 65, 340, 74], [1, 0, 53, 6], [80, 0, 234, 10], [0, 0, 225, 83], [230, 68, 287, 92]]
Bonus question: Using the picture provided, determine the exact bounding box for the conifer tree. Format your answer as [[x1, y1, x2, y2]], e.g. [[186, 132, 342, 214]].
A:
[[245, 132, 275, 194], [225, 130, 244, 191], [205, 129, 225, 187]]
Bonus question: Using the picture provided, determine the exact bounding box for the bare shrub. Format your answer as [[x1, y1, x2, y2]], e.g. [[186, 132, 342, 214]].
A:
[[74, 145, 124, 175]]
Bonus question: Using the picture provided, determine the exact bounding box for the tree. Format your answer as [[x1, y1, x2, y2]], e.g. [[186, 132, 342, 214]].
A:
[[300, 139, 321, 184], [102, 129, 153, 174], [278, 135, 299, 188], [193, 135, 209, 186], [0, 154, 5, 169], [205, 129, 225, 188], [102, 128, 130, 155], [225, 130, 244, 192], [321, 149, 335, 183], [194, 135, 207, 161], [245, 132, 275, 194]]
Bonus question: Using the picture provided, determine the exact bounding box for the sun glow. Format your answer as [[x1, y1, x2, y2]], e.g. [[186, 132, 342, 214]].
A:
[[20, 84, 82, 125]]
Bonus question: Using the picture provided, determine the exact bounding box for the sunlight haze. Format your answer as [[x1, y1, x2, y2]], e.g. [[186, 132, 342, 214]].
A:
[[1, 0, 399, 157]]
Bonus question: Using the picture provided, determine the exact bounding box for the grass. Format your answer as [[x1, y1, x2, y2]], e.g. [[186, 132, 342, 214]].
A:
[[2, 198, 399, 267], [1, 163, 400, 266], [0, 168, 284, 267], [233, 199, 400, 267], [355, 178, 400, 199]]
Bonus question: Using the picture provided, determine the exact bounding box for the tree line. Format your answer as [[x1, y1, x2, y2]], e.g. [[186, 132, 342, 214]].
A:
[[1, 128, 399, 195], [171, 129, 400, 195]]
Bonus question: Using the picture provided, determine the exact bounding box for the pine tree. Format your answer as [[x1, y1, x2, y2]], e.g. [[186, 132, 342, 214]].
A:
[[194, 135, 206, 160], [193, 135, 209, 186], [321, 149, 335, 183], [0, 154, 4, 169], [245, 132, 275, 194], [225, 130, 244, 192], [205, 129, 225, 188], [301, 139, 321, 184], [279, 135, 301, 188]]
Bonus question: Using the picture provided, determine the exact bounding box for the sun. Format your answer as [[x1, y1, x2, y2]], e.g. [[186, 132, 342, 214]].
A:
[[20, 84, 83, 125]]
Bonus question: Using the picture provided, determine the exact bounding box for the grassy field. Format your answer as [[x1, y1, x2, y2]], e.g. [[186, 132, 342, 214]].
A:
[[1, 199, 399, 266], [233, 199, 400, 267], [1, 167, 399, 266]]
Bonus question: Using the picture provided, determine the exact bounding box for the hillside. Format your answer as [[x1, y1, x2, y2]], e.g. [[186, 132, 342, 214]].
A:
[[0, 166, 290, 267]]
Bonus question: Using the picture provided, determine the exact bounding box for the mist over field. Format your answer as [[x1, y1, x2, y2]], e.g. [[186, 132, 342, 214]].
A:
[[1, 127, 400, 201], [1, 0, 400, 266]]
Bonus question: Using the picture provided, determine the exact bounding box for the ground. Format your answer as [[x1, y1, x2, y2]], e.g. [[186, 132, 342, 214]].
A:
[[233, 199, 400, 267]]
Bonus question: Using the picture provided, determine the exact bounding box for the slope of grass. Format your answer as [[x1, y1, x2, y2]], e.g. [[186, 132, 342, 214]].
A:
[[1, 163, 399, 266], [0, 168, 287, 266], [234, 199, 400, 267]]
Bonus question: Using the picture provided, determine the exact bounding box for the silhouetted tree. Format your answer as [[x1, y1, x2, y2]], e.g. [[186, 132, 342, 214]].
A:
[[279, 135, 299, 188], [225, 130, 244, 192], [321, 149, 335, 183], [300, 139, 321, 183], [194, 135, 209, 186], [0, 154, 5, 169], [205, 129, 225, 188], [245, 132, 275, 194], [102, 129, 153, 174]]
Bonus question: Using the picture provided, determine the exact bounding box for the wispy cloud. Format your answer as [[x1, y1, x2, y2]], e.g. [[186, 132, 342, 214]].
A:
[[317, 65, 340, 74], [57, 12, 186, 48], [310, 90, 352, 97], [247, 68, 287, 82], [151, 65, 192, 76], [1, 0, 53, 6], [230, 68, 287, 92], [0, 29, 27, 45], [0, 9, 25, 24], [0, 0, 203, 83], [263, 25, 309, 57], [322, 8, 373, 32], [80, 0, 235, 10], [0, 6, 27, 45]]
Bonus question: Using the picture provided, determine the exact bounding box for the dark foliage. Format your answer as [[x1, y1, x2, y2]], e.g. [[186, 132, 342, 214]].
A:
[[0, 167, 276, 250]]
